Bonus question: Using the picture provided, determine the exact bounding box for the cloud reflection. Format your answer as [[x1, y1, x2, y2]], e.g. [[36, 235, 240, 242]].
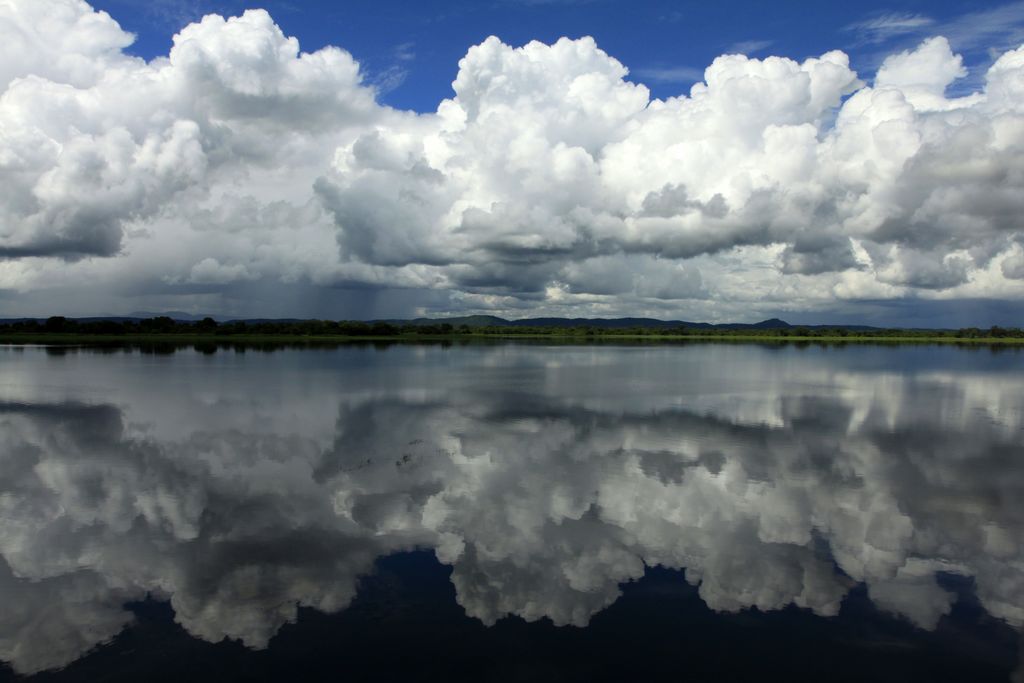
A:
[[0, 345, 1022, 674]]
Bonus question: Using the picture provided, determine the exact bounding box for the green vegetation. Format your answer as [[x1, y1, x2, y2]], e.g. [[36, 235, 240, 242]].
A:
[[1, 316, 1023, 346]]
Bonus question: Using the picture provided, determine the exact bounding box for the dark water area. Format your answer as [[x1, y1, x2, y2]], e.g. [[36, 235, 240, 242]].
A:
[[0, 342, 1022, 681]]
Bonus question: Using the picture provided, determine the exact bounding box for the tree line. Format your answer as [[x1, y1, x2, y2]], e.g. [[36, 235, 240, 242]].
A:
[[1, 316, 1022, 340]]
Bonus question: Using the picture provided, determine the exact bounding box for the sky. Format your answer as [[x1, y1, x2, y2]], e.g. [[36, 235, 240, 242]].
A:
[[1, 0, 1024, 324]]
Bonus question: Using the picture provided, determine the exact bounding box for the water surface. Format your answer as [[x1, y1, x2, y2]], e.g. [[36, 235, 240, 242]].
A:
[[1, 342, 1022, 681]]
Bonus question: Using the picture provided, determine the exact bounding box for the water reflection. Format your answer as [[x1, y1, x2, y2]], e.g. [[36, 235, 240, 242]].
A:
[[0, 344, 1022, 676]]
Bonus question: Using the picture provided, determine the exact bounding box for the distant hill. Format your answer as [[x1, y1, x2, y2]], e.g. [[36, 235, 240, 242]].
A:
[[129, 311, 216, 322], [381, 315, 714, 329], [376, 315, 882, 331], [0, 313, 886, 331]]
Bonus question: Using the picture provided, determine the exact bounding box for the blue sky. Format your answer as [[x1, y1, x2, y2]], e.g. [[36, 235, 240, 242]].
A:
[[91, 0, 1024, 111]]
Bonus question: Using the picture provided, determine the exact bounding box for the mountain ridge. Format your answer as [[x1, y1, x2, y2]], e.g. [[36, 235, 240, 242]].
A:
[[0, 314, 895, 331], [372, 315, 883, 331]]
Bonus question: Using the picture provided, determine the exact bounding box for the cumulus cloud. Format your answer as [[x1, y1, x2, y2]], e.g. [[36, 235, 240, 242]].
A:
[[0, 0, 374, 262], [1, 344, 1023, 672], [0, 0, 1023, 321]]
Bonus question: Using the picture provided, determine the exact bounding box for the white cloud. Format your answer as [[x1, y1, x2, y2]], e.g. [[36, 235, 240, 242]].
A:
[[936, 1, 1024, 53], [630, 65, 705, 83], [727, 39, 774, 54], [0, 0, 136, 91], [0, 0, 1023, 321], [846, 12, 935, 45]]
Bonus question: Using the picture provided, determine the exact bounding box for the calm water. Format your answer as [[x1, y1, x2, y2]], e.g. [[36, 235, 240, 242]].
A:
[[1, 342, 1023, 681]]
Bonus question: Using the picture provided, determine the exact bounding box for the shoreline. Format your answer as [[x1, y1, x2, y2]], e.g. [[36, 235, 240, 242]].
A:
[[3, 333, 1024, 346]]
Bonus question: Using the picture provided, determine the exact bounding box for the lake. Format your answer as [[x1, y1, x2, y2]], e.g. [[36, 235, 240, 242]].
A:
[[1, 341, 1022, 681]]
